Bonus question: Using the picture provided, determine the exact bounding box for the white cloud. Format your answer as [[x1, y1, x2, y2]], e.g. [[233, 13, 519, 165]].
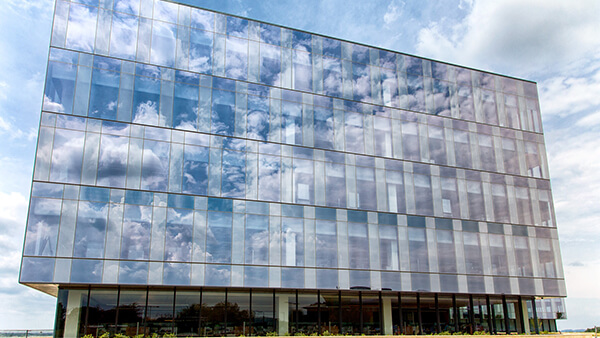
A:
[[416, 0, 600, 76], [546, 128, 600, 237], [0, 115, 36, 141], [0, 81, 7, 101], [0, 191, 28, 224], [64, 3, 98, 52], [4, 0, 48, 12], [0, 116, 10, 131], [132, 100, 167, 126], [539, 68, 600, 118], [575, 110, 600, 127], [0, 190, 55, 330], [458, 0, 473, 10], [383, 1, 403, 25]]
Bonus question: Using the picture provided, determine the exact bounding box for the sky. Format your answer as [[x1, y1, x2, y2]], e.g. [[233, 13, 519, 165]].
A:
[[0, 0, 599, 331]]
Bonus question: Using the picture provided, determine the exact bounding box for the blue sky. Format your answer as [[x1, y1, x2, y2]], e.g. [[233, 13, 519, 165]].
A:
[[1, 0, 599, 330]]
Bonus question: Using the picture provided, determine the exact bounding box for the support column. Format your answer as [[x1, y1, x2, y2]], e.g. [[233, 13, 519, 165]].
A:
[[276, 294, 289, 335], [382, 296, 393, 335], [417, 293, 423, 335], [519, 297, 530, 334], [532, 298, 540, 334], [485, 295, 493, 334], [172, 288, 177, 332], [317, 290, 322, 334], [64, 289, 88, 338], [452, 294, 459, 333], [435, 294, 441, 333], [379, 292, 384, 334], [295, 290, 299, 334], [490, 298, 496, 334], [398, 293, 404, 334], [469, 295, 475, 334], [502, 295, 511, 334], [338, 291, 342, 334], [359, 292, 363, 334]]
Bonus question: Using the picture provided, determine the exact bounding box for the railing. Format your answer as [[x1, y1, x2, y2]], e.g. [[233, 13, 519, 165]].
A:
[[0, 330, 53, 338]]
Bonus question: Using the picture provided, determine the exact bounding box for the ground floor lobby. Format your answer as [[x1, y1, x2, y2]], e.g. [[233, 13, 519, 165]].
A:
[[53, 287, 558, 338]]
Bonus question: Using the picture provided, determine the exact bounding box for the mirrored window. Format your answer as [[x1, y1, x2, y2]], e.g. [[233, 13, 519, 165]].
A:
[[74, 201, 108, 258], [206, 211, 232, 263], [24, 198, 62, 257], [121, 204, 152, 259]]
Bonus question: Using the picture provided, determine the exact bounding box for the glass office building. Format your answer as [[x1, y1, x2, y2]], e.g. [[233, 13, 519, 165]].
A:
[[20, 0, 566, 336]]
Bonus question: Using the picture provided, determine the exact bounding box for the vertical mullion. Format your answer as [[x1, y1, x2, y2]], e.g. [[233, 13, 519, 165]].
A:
[[435, 294, 440, 333], [398, 293, 403, 334], [417, 293, 422, 335]]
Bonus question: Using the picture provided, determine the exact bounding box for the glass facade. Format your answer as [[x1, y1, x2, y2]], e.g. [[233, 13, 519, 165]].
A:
[[21, 0, 565, 336]]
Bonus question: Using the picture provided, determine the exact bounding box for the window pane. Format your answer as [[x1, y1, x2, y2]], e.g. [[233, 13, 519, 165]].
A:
[[141, 140, 170, 191], [245, 214, 269, 264], [323, 57, 341, 98], [258, 154, 280, 202], [97, 134, 129, 187], [89, 68, 120, 120], [325, 162, 346, 208], [189, 29, 213, 73], [211, 89, 235, 136], [314, 107, 333, 149], [24, 198, 62, 256], [165, 208, 194, 261], [221, 149, 246, 198], [121, 205, 152, 259], [206, 212, 232, 263], [347, 223, 369, 269], [151, 21, 177, 67], [66, 3, 98, 52], [379, 226, 399, 270], [260, 44, 281, 86], [173, 81, 199, 130], [437, 230, 456, 273], [87, 289, 118, 335], [116, 290, 146, 335], [44, 61, 77, 114], [408, 228, 428, 272], [118, 260, 149, 284], [345, 112, 364, 153], [146, 290, 175, 333], [226, 36, 248, 80], [50, 129, 85, 184], [110, 12, 138, 60], [293, 50, 312, 91], [132, 75, 160, 125], [183, 144, 209, 195], [74, 201, 108, 258], [315, 220, 337, 267]]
